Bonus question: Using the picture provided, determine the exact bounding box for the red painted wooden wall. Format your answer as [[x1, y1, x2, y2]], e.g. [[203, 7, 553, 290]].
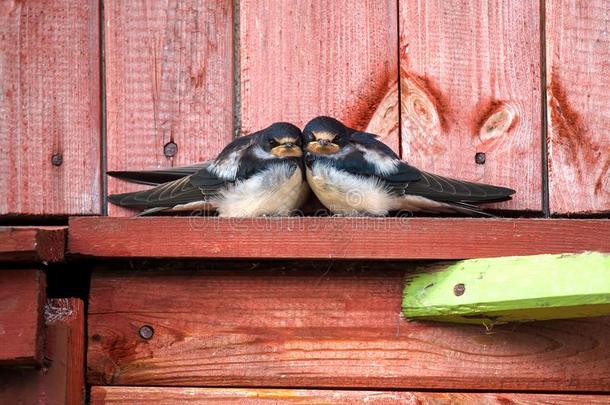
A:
[[104, 0, 234, 216], [0, 1, 101, 216], [1, 3, 609, 403], [2, 1, 607, 216]]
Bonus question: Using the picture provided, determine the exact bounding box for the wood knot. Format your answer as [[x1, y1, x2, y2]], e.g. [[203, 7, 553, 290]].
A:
[[399, 70, 447, 155], [401, 75, 442, 131], [478, 102, 517, 143]]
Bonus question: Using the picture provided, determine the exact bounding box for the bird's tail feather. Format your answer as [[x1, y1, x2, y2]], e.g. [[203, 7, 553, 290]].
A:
[[445, 201, 496, 217], [136, 207, 170, 216], [107, 163, 209, 186]]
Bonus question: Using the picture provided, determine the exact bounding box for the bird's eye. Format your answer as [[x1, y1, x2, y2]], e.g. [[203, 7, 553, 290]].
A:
[[333, 136, 341, 144], [269, 139, 279, 147]]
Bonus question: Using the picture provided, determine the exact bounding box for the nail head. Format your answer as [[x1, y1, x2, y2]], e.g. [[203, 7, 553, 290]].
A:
[[51, 153, 63, 166], [139, 325, 154, 340], [475, 152, 486, 165], [164, 142, 177, 157], [454, 283, 465, 296]]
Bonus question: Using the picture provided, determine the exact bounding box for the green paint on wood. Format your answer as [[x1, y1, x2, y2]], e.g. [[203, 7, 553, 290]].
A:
[[402, 252, 610, 325]]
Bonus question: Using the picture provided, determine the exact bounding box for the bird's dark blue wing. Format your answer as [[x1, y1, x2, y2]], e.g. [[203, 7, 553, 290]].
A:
[[338, 132, 514, 203], [108, 165, 229, 209], [309, 140, 421, 187], [350, 131, 400, 159]]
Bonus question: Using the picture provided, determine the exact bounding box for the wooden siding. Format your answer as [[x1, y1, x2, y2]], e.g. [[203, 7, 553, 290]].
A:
[[240, 0, 400, 153], [104, 0, 234, 215], [546, 0, 610, 214], [0, 0, 101, 216], [88, 266, 610, 390], [398, 0, 542, 212]]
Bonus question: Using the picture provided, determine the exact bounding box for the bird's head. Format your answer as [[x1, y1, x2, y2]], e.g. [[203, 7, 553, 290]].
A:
[[259, 122, 303, 158], [303, 116, 351, 155]]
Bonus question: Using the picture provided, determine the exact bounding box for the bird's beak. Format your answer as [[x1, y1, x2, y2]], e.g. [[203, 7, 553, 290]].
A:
[[307, 138, 340, 155], [271, 143, 302, 157]]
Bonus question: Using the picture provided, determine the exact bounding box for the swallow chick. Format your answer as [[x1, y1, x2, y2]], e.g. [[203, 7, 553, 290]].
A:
[[108, 122, 309, 217], [302, 116, 515, 216]]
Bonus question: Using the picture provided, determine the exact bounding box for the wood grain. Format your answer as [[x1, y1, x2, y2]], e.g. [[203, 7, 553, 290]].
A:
[[90, 387, 610, 405], [68, 217, 610, 260], [46, 298, 86, 405], [546, 1, 610, 214], [240, 0, 400, 152], [88, 266, 610, 390], [0, 0, 100, 216], [0, 226, 65, 262], [0, 298, 85, 405], [105, 0, 233, 216], [399, 1, 541, 211], [0, 270, 45, 366]]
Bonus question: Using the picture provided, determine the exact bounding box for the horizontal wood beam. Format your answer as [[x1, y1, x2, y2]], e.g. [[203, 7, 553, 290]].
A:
[[90, 387, 610, 404], [69, 217, 610, 260], [0, 270, 45, 366], [0, 227, 66, 263], [88, 266, 610, 390]]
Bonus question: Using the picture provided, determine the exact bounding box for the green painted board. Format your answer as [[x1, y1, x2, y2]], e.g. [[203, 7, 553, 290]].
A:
[[402, 252, 610, 326]]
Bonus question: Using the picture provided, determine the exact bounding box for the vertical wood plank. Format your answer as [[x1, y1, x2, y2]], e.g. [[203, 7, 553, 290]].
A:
[[399, 1, 542, 211], [45, 298, 86, 405], [105, 0, 233, 215], [546, 1, 610, 214], [240, 0, 400, 152], [0, 0, 101, 216], [0, 270, 45, 366]]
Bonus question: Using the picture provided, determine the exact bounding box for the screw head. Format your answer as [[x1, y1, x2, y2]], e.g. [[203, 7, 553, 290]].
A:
[[475, 152, 486, 165], [51, 153, 63, 166], [454, 283, 466, 296], [164, 142, 177, 157], [138, 325, 154, 340]]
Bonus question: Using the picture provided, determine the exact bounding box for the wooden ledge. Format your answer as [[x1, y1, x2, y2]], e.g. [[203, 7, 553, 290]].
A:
[[68, 217, 610, 260], [89, 387, 610, 404], [0, 227, 66, 263]]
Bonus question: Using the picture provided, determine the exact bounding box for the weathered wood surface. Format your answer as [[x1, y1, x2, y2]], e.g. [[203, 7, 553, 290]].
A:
[[0, 0, 101, 216], [105, 0, 233, 216], [47, 298, 86, 405], [90, 387, 610, 405], [69, 217, 610, 260], [0, 270, 45, 366], [402, 253, 610, 324], [546, 1, 610, 214], [0, 226, 66, 262], [240, 0, 400, 153], [0, 298, 85, 405], [88, 266, 610, 390], [398, 1, 541, 211]]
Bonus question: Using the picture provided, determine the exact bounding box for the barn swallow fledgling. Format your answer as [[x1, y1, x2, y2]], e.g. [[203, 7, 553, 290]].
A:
[[108, 122, 309, 217], [302, 116, 515, 216]]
